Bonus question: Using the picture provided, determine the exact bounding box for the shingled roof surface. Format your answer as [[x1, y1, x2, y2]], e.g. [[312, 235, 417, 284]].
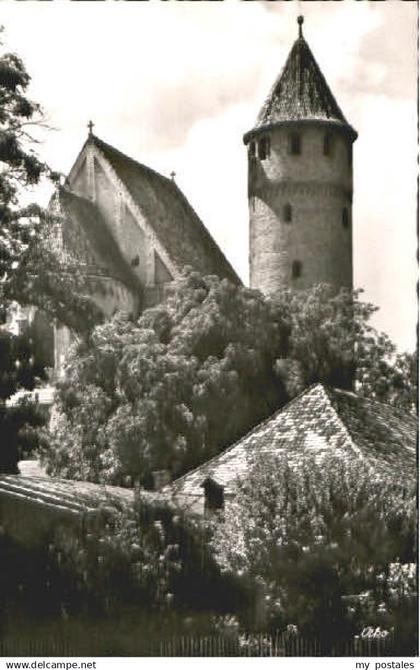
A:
[[245, 31, 357, 142], [58, 188, 139, 290], [91, 135, 241, 285], [170, 384, 417, 499], [0, 475, 135, 516]]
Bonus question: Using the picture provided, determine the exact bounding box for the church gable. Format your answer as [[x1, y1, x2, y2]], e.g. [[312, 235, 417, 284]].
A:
[[69, 156, 90, 200], [57, 130, 242, 329], [57, 188, 138, 292], [67, 136, 176, 289], [89, 135, 241, 285], [93, 157, 117, 230]]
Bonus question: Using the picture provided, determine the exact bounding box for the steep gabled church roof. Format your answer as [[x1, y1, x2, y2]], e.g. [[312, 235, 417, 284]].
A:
[[244, 17, 357, 143], [57, 188, 139, 290], [170, 384, 416, 499], [89, 135, 241, 285]]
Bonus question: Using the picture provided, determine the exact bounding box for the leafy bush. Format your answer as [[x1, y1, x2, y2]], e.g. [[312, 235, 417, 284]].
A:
[[211, 453, 417, 644], [44, 490, 248, 617]]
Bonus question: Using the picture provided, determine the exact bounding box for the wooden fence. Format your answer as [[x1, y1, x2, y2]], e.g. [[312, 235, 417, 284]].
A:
[[0, 630, 397, 657], [157, 631, 394, 657]]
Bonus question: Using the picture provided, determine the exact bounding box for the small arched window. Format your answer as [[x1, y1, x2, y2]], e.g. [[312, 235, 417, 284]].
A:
[[258, 136, 270, 160], [249, 141, 256, 158], [288, 132, 301, 156], [283, 203, 292, 223], [323, 133, 332, 156], [292, 260, 302, 279], [342, 207, 349, 229]]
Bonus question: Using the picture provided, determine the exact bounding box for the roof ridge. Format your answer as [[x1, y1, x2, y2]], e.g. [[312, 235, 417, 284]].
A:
[[91, 134, 175, 187], [169, 382, 325, 490], [321, 387, 366, 461], [91, 134, 242, 286], [328, 386, 418, 422]]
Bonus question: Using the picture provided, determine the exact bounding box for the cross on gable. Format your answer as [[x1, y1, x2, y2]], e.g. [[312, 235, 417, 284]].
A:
[[88, 120, 95, 135]]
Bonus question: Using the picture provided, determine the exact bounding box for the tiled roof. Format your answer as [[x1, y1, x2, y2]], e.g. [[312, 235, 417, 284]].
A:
[[91, 135, 241, 285], [170, 385, 417, 498], [244, 32, 357, 143], [58, 188, 139, 291], [0, 475, 135, 515]]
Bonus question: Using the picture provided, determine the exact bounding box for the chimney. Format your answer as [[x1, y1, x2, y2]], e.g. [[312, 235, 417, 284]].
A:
[[152, 469, 171, 491]]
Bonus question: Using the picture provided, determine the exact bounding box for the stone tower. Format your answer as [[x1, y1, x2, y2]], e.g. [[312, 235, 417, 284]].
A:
[[244, 17, 357, 296]]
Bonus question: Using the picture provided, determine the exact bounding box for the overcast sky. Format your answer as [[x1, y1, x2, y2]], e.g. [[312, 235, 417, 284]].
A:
[[1, 0, 417, 352]]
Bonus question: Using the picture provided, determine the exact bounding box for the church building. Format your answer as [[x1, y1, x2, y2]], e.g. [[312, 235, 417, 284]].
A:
[[49, 132, 240, 372], [48, 16, 356, 374]]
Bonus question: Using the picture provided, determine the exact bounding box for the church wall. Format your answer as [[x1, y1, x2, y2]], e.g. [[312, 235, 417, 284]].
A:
[[94, 158, 119, 234], [248, 125, 353, 295], [93, 159, 150, 286], [71, 158, 90, 200], [86, 275, 138, 318], [62, 214, 99, 268], [121, 206, 148, 284]]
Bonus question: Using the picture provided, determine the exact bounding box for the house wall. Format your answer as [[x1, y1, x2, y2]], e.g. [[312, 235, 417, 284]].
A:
[[171, 491, 236, 517]]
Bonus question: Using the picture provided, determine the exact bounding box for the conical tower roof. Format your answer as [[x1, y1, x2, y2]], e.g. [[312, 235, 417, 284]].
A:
[[244, 17, 357, 143]]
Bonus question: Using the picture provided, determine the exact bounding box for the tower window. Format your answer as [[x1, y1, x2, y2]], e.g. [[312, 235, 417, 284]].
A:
[[342, 207, 349, 229], [258, 136, 270, 160], [283, 203, 292, 223], [323, 133, 332, 156], [292, 260, 302, 279], [249, 141, 256, 158], [202, 477, 224, 512], [288, 132, 301, 155]]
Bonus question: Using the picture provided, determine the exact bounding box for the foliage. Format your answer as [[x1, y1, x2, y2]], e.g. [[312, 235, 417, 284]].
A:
[[0, 29, 55, 471], [0, 27, 101, 332], [0, 489, 246, 620], [41, 273, 417, 486], [52, 491, 246, 615], [211, 453, 416, 642], [0, 29, 104, 472], [272, 284, 417, 412], [41, 270, 289, 486], [0, 25, 53, 295], [0, 395, 45, 472], [0, 322, 48, 472]]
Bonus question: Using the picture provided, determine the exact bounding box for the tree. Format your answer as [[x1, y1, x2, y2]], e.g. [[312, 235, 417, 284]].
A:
[[41, 272, 417, 487], [0, 28, 54, 470], [211, 453, 416, 644], [0, 26, 102, 330], [0, 30, 102, 471], [271, 284, 417, 413], [0, 27, 51, 291], [41, 270, 289, 486]]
